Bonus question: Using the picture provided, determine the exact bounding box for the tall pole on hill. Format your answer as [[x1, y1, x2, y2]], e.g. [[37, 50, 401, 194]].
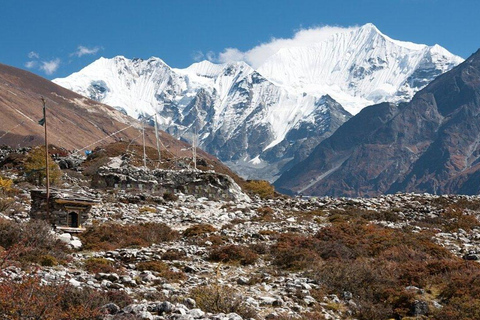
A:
[[154, 113, 162, 166], [40, 97, 50, 223], [142, 120, 147, 168], [193, 127, 197, 171]]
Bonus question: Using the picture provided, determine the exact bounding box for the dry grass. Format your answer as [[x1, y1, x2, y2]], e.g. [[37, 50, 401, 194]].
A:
[[190, 285, 257, 319]]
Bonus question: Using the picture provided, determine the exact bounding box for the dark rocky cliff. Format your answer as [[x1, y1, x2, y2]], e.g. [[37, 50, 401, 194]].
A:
[[275, 49, 480, 196]]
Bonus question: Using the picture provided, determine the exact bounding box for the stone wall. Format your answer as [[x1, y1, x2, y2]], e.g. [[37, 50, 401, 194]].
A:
[[91, 166, 250, 202]]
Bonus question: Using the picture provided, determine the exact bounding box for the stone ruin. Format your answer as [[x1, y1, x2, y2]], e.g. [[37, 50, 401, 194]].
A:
[[30, 189, 99, 231], [91, 165, 250, 202]]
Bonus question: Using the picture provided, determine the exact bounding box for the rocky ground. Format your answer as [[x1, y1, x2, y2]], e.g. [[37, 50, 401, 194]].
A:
[[2, 147, 480, 319], [2, 184, 480, 319]]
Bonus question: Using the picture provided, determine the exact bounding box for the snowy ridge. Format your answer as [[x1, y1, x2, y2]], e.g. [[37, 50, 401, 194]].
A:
[[256, 23, 463, 114], [55, 56, 183, 119], [53, 24, 463, 181]]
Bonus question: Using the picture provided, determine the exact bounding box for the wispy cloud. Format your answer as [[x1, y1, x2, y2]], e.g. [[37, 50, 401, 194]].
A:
[[192, 50, 216, 62], [192, 51, 205, 62], [40, 58, 61, 75], [211, 25, 357, 68], [25, 61, 37, 69], [28, 51, 39, 59], [71, 45, 102, 57]]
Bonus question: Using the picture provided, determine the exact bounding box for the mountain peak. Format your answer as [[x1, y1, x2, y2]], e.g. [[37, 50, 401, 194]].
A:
[[53, 30, 463, 182], [256, 25, 462, 114], [357, 22, 381, 35]]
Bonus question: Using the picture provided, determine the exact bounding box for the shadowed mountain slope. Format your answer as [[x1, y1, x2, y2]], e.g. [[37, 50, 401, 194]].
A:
[[275, 49, 480, 197]]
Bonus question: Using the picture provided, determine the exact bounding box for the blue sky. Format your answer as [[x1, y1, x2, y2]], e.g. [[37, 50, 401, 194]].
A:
[[1, 0, 479, 79]]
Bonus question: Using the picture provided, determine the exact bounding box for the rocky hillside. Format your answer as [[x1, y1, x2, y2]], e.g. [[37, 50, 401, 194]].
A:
[[275, 49, 480, 197], [53, 24, 462, 181], [2, 159, 480, 319]]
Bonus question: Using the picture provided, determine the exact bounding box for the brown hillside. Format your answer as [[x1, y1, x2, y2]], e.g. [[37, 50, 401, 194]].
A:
[[0, 63, 214, 159]]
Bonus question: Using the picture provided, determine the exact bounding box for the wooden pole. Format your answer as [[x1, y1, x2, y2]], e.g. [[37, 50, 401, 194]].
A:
[[41, 97, 50, 223], [193, 127, 197, 171], [142, 120, 147, 168], [154, 113, 162, 166]]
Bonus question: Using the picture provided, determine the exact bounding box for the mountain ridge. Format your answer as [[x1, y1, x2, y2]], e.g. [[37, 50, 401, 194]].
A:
[[53, 24, 463, 181]]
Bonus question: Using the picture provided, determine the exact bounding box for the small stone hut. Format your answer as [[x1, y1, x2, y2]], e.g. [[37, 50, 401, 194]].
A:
[[30, 189, 99, 231]]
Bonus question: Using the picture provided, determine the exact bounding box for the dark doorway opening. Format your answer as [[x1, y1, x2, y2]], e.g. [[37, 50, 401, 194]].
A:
[[68, 212, 79, 228]]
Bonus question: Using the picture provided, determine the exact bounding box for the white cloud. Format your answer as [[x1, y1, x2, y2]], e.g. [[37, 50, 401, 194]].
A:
[[28, 51, 40, 59], [218, 48, 246, 64], [71, 45, 101, 57], [40, 58, 61, 75], [215, 25, 357, 68], [25, 61, 37, 69]]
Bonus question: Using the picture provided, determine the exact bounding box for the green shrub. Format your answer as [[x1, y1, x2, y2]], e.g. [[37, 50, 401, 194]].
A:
[[139, 206, 156, 213], [137, 260, 168, 273], [24, 146, 62, 186]]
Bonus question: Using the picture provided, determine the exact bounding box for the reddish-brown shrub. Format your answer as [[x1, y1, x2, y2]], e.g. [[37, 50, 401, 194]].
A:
[[0, 274, 132, 319], [272, 233, 321, 270], [0, 218, 70, 267], [203, 235, 226, 246], [208, 245, 258, 265], [441, 208, 480, 231], [270, 221, 480, 319], [183, 224, 217, 237], [163, 192, 178, 202], [79, 222, 179, 251], [162, 249, 187, 261]]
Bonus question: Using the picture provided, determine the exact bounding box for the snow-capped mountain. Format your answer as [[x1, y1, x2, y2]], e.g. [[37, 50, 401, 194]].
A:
[[53, 23, 463, 181], [257, 23, 463, 114]]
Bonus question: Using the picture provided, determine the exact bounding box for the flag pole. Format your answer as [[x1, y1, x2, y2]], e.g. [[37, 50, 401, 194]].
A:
[[41, 97, 50, 223], [154, 113, 162, 166]]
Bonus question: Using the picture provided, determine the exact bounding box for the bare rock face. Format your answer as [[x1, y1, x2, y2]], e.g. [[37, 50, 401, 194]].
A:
[[276, 49, 480, 197]]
